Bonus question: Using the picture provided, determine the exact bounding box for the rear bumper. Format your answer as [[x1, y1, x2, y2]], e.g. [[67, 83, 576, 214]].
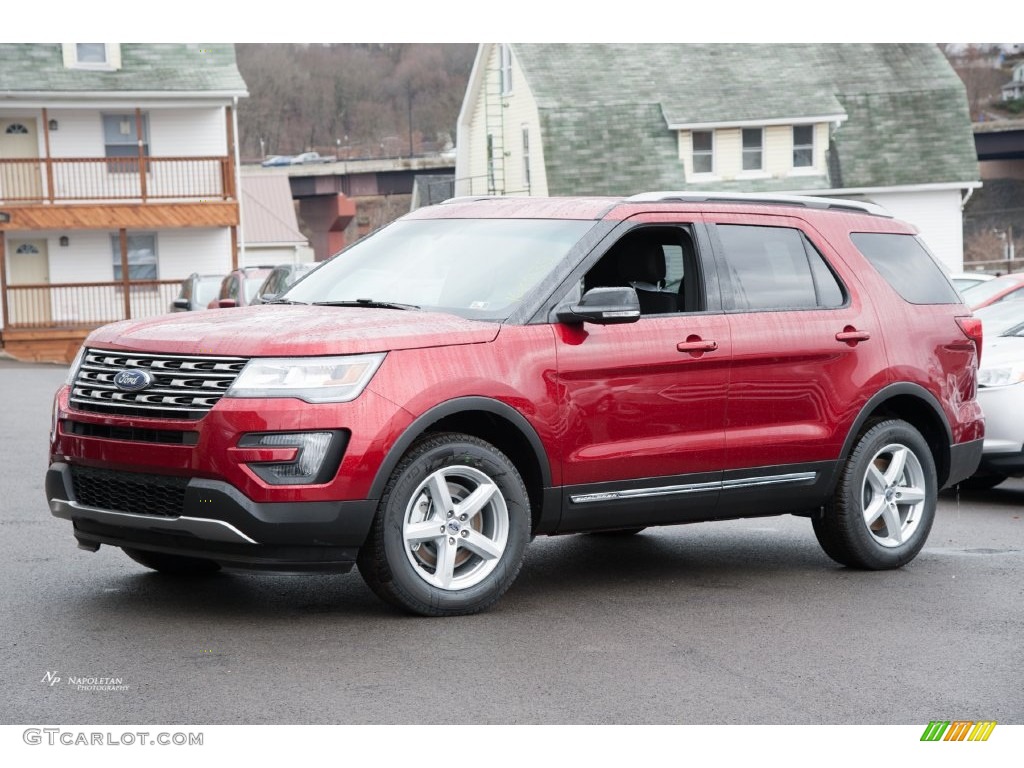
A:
[[46, 462, 377, 572]]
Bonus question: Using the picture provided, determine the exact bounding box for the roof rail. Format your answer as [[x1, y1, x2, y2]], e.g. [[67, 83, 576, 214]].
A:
[[625, 191, 892, 217]]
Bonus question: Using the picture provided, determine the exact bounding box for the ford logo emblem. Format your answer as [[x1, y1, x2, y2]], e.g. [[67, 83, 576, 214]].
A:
[[112, 369, 153, 392]]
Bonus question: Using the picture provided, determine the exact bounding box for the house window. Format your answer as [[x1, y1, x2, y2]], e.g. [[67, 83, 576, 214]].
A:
[[793, 125, 814, 168], [5, 123, 30, 135], [486, 133, 496, 194], [64, 43, 119, 70], [76, 44, 108, 64], [103, 113, 149, 172], [111, 234, 158, 281], [691, 130, 714, 174], [500, 44, 513, 95], [522, 125, 531, 189], [742, 128, 763, 171]]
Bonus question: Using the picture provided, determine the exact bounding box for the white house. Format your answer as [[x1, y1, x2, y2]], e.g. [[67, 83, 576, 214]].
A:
[[456, 44, 981, 271], [1001, 61, 1024, 101], [0, 43, 248, 362]]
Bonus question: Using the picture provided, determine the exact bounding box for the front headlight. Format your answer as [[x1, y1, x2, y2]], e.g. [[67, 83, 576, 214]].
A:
[[225, 353, 385, 403], [978, 364, 1024, 388]]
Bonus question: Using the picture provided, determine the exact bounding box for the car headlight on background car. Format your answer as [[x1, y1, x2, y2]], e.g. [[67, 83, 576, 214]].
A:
[[977, 364, 1024, 388], [225, 353, 385, 403]]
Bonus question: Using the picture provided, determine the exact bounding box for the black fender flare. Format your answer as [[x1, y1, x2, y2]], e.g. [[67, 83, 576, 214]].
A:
[[831, 382, 954, 490], [367, 396, 553, 501]]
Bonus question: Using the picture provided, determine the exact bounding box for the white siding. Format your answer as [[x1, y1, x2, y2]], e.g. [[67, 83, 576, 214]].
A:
[[458, 45, 547, 197], [150, 108, 227, 157], [242, 244, 313, 268], [868, 189, 966, 271]]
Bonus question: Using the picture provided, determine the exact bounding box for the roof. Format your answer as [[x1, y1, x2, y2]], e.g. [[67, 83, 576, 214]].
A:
[[241, 176, 308, 246], [0, 44, 248, 95], [508, 43, 979, 196]]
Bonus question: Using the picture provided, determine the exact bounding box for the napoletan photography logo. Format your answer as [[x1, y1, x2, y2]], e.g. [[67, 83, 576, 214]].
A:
[[41, 670, 129, 692], [920, 720, 997, 742]]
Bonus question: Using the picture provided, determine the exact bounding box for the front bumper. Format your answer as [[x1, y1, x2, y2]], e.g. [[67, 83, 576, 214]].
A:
[[46, 462, 377, 572], [975, 382, 1024, 476]]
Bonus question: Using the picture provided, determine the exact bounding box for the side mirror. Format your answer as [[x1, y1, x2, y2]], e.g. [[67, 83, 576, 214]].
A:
[[217, 298, 238, 308], [172, 298, 190, 310], [556, 286, 641, 325]]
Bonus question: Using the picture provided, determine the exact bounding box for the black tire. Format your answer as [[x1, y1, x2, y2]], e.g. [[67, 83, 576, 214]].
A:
[[587, 527, 646, 536], [357, 432, 531, 617], [123, 548, 221, 575], [958, 474, 1008, 491], [813, 419, 937, 570]]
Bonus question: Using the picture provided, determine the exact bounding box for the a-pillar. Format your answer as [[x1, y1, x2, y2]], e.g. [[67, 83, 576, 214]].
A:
[[298, 194, 357, 261]]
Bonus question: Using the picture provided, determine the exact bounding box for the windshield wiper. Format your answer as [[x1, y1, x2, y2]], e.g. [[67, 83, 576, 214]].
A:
[[265, 298, 308, 305], [312, 299, 420, 311]]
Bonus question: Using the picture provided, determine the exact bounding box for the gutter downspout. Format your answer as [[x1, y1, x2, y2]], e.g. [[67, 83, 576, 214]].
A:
[[961, 184, 977, 211], [233, 97, 245, 268]]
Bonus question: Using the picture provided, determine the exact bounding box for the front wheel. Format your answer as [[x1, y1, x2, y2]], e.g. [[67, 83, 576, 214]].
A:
[[813, 419, 937, 570], [357, 433, 531, 616]]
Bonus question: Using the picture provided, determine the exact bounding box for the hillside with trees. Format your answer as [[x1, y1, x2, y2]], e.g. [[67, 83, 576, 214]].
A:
[[234, 43, 476, 162]]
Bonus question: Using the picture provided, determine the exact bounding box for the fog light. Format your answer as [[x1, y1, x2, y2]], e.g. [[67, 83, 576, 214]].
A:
[[237, 431, 347, 485]]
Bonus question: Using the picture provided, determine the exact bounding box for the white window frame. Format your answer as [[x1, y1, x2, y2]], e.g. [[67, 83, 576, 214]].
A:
[[500, 44, 513, 96], [792, 124, 815, 171], [690, 129, 716, 177], [521, 124, 531, 190], [110, 233, 159, 282], [63, 43, 121, 71], [741, 128, 764, 173]]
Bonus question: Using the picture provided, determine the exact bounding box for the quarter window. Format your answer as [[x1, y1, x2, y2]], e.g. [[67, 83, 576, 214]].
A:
[[742, 128, 763, 171], [692, 130, 714, 175], [717, 224, 845, 311], [850, 233, 960, 304], [793, 125, 814, 168]]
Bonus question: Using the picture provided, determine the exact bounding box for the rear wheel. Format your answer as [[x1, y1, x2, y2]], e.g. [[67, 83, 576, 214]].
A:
[[813, 419, 936, 570], [357, 433, 530, 616], [123, 548, 221, 575]]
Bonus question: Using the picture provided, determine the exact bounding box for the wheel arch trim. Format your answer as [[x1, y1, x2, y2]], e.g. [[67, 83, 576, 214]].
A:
[[368, 396, 553, 501]]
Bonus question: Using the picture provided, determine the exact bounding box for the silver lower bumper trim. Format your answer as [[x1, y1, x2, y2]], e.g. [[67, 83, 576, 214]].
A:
[[49, 499, 258, 544]]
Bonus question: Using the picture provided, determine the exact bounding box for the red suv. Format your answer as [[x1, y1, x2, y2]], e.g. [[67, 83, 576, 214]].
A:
[[47, 193, 984, 616]]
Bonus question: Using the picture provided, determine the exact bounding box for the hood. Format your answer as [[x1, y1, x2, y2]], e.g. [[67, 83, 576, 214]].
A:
[[85, 305, 500, 357]]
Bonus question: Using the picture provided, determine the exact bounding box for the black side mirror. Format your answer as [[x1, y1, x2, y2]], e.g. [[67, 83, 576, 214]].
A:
[[172, 298, 190, 310], [556, 286, 641, 325]]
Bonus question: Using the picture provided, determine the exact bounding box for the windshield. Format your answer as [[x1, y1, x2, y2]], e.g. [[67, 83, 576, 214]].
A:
[[284, 218, 595, 320]]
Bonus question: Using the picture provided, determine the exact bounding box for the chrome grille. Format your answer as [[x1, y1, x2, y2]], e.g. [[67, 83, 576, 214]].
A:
[[70, 348, 249, 420]]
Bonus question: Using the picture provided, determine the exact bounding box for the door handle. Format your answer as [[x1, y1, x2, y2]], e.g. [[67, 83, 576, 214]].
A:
[[677, 337, 718, 354], [835, 327, 871, 345]]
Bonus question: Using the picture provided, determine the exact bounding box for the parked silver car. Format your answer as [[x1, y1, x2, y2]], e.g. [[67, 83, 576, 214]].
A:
[[967, 319, 1024, 489]]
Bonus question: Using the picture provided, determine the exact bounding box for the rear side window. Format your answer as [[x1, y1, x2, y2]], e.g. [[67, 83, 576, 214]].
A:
[[717, 224, 845, 311], [850, 233, 961, 304]]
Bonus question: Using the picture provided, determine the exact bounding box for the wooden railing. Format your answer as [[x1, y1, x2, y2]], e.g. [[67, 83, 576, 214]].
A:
[[0, 157, 232, 203], [4, 280, 182, 329]]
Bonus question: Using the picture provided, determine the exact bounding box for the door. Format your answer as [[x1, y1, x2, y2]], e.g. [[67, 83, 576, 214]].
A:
[[553, 222, 730, 532], [707, 215, 883, 515], [0, 119, 42, 201], [7, 239, 52, 326]]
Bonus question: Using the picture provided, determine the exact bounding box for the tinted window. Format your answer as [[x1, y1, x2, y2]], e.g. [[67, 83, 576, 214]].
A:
[[850, 233, 961, 305], [717, 224, 844, 311]]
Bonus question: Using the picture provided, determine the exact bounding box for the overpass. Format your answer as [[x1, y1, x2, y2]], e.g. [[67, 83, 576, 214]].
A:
[[242, 154, 455, 259]]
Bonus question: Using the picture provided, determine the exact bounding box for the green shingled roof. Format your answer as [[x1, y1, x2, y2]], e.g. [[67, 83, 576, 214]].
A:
[[0, 44, 247, 94], [512, 43, 978, 195]]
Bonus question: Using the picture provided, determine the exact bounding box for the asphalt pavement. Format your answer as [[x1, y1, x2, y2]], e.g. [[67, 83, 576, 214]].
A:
[[1, 357, 1021, 725]]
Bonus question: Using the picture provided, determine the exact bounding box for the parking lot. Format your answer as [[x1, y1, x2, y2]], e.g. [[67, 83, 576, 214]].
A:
[[1, 357, 1021, 726]]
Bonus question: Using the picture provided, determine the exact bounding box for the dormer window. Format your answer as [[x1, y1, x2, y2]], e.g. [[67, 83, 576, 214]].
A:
[[63, 43, 121, 71]]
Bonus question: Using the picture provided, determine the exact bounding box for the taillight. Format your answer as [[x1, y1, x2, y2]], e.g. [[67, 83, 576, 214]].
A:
[[956, 316, 983, 365]]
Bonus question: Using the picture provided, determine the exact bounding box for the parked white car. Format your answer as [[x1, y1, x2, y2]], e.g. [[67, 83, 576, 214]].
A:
[[967, 321, 1024, 489], [949, 271, 994, 292]]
